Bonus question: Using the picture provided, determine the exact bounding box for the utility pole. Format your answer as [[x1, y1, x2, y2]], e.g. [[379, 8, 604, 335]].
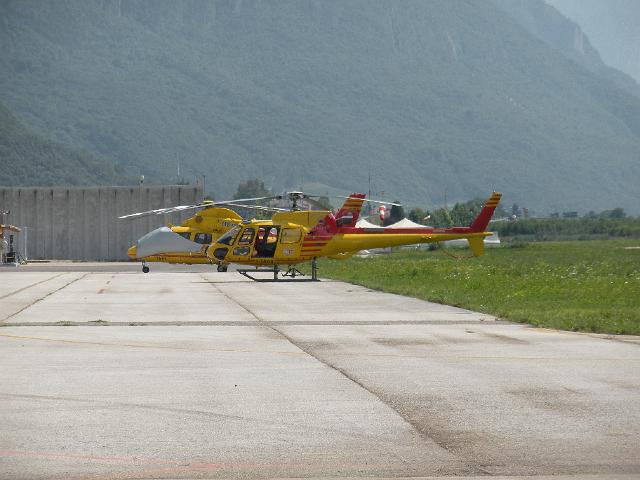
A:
[[23, 226, 28, 261]]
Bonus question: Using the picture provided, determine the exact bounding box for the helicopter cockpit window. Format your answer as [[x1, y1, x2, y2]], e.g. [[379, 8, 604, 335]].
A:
[[281, 228, 302, 244], [217, 226, 240, 246], [194, 233, 212, 244], [178, 232, 191, 240], [238, 228, 255, 245]]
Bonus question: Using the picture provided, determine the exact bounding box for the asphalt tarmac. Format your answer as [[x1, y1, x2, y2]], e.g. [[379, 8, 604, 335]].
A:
[[0, 263, 639, 479]]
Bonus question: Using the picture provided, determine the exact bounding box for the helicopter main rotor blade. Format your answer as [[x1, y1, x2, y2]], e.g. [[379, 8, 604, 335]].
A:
[[331, 195, 403, 206], [212, 195, 277, 205], [118, 195, 281, 219], [222, 203, 290, 212], [118, 204, 204, 219], [119, 192, 388, 220]]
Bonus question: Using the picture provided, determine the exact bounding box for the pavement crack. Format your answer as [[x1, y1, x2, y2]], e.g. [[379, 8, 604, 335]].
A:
[[1, 273, 89, 323], [0, 391, 422, 449], [0, 392, 256, 422], [206, 277, 483, 476], [271, 329, 490, 476]]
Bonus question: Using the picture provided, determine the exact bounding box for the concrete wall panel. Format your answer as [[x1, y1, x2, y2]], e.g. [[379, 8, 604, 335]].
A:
[[0, 186, 202, 261]]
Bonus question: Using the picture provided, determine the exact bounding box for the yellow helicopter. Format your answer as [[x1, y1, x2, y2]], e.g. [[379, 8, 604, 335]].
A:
[[122, 205, 242, 272], [120, 193, 368, 273], [206, 191, 502, 281]]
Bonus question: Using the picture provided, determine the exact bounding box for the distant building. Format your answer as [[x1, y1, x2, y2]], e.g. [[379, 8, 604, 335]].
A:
[[562, 211, 579, 218]]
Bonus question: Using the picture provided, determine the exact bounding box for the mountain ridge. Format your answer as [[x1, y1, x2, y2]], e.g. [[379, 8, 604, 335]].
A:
[[493, 0, 640, 99], [546, 0, 640, 84], [1, 0, 639, 213]]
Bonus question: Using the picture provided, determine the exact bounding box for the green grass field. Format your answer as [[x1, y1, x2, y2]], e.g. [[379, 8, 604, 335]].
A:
[[316, 240, 640, 335]]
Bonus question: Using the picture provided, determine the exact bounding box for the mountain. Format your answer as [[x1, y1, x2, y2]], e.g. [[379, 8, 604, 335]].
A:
[[546, 0, 640, 84], [1, 0, 639, 213], [493, 0, 640, 99], [0, 102, 127, 186]]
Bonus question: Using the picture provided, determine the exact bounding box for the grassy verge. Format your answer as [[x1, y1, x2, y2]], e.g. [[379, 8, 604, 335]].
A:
[[316, 240, 640, 335], [491, 217, 640, 241]]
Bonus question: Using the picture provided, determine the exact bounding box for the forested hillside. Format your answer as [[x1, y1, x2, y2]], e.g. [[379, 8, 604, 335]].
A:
[[1, 0, 639, 213], [0, 102, 128, 186]]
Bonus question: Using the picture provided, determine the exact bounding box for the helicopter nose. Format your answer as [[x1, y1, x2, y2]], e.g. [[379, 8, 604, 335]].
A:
[[135, 227, 202, 258], [127, 245, 137, 260]]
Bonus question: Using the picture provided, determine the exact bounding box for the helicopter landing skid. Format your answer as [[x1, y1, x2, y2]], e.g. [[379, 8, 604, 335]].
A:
[[237, 259, 319, 282]]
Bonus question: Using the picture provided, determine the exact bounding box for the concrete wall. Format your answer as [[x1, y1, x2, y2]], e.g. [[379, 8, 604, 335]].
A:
[[0, 186, 202, 261]]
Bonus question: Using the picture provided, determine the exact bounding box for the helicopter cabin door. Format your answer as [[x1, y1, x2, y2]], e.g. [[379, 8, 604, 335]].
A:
[[252, 227, 280, 258], [230, 227, 256, 261], [275, 227, 303, 261]]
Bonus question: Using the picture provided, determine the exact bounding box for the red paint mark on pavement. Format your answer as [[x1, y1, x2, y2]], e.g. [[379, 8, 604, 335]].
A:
[[0, 449, 224, 480], [0, 449, 187, 465]]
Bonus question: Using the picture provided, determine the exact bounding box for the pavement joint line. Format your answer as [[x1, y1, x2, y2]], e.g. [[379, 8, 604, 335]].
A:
[[206, 277, 486, 475], [0, 272, 65, 300], [0, 320, 511, 327], [0, 332, 306, 355], [0, 272, 90, 323], [1, 333, 636, 361]]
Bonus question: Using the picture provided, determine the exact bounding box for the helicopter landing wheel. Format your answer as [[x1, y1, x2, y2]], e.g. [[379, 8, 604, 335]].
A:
[[142, 265, 150, 273], [217, 264, 228, 272]]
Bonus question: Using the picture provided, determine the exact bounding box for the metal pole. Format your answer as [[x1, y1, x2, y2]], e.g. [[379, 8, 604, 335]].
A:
[[1, 210, 9, 264], [368, 165, 371, 216], [23, 226, 28, 261]]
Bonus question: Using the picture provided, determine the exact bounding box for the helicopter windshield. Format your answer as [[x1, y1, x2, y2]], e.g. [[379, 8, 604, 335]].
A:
[[216, 226, 240, 245]]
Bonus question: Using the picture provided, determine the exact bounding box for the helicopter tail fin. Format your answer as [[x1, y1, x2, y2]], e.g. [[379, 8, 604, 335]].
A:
[[308, 194, 367, 236], [335, 193, 366, 227], [470, 192, 502, 232]]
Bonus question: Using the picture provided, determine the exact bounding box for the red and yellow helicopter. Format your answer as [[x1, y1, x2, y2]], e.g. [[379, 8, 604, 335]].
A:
[[206, 191, 502, 281], [120, 193, 370, 273], [121, 190, 502, 280]]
